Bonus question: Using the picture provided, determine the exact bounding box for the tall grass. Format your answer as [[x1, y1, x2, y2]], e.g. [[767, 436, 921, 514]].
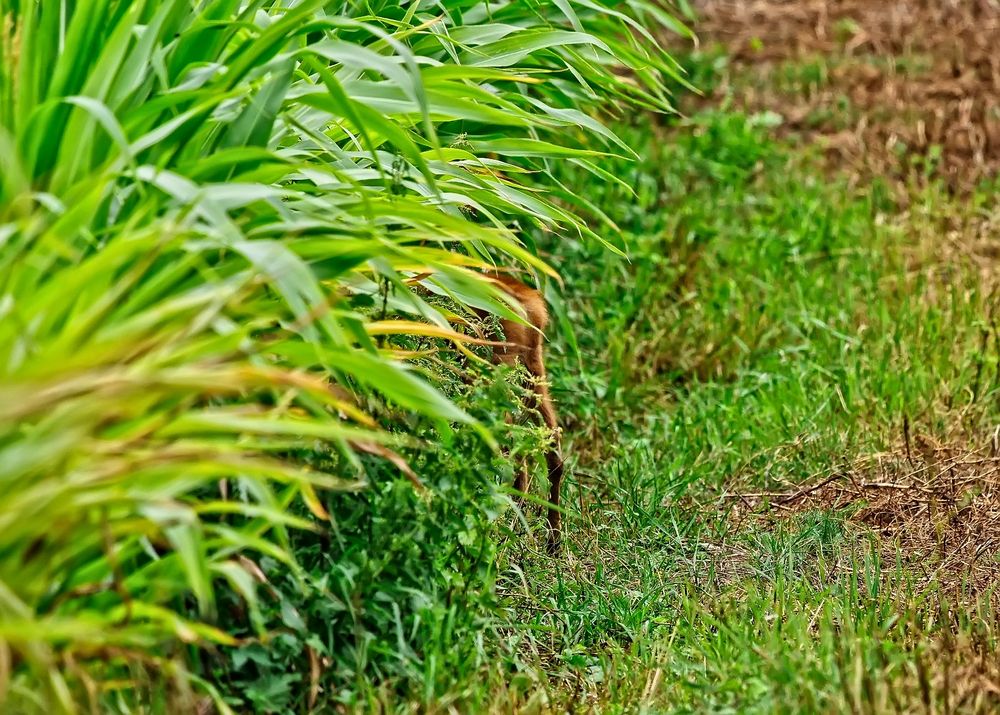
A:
[[0, 0, 686, 710]]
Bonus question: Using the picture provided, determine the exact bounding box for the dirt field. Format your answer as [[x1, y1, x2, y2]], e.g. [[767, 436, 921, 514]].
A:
[[691, 0, 1000, 192]]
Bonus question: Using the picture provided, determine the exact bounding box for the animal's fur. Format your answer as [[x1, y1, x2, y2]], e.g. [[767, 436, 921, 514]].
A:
[[485, 273, 564, 552]]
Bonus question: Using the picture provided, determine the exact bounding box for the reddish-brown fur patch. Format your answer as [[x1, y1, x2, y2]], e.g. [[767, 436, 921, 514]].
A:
[[486, 273, 564, 551]]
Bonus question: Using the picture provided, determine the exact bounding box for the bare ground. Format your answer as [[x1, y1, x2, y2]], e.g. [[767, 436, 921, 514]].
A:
[[690, 0, 1000, 192]]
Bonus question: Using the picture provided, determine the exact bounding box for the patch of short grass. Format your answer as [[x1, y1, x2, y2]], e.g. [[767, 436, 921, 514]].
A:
[[489, 108, 1000, 712]]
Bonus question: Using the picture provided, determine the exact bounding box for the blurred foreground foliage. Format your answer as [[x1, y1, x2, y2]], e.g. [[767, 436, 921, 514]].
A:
[[0, 0, 685, 711]]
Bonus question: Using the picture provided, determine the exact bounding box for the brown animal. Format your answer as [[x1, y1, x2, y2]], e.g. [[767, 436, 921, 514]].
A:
[[484, 272, 564, 552]]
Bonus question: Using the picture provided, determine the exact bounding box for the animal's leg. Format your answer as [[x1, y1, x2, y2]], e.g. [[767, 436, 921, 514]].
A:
[[524, 332, 564, 552]]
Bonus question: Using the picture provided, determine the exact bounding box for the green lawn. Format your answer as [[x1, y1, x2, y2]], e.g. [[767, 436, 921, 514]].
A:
[[485, 108, 1000, 713]]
